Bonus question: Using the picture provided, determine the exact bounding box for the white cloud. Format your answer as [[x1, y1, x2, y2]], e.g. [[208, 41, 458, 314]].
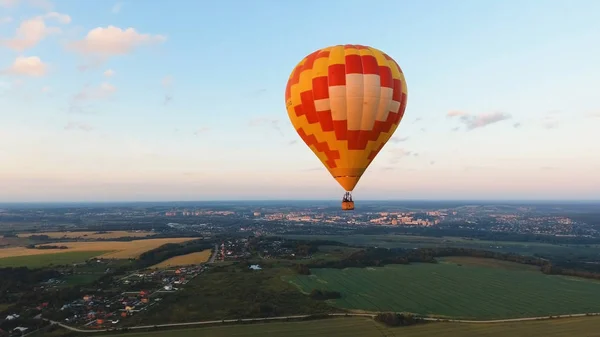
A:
[[447, 110, 512, 130], [161, 75, 173, 88], [103, 69, 115, 77], [0, 0, 19, 7], [248, 117, 283, 136], [111, 2, 122, 13], [193, 127, 210, 136], [447, 110, 467, 117], [390, 136, 409, 143], [1, 12, 70, 51], [388, 148, 419, 164], [73, 82, 116, 101], [0, 0, 53, 10], [2, 56, 47, 76], [69, 26, 166, 56], [587, 112, 600, 119], [0, 16, 12, 24], [69, 82, 116, 113], [44, 11, 71, 24], [64, 122, 94, 131]]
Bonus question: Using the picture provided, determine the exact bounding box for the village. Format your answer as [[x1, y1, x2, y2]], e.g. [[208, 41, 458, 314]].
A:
[[49, 265, 208, 330], [0, 237, 324, 335]]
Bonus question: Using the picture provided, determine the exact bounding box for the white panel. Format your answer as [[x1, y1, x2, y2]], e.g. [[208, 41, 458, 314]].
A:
[[389, 101, 401, 114], [329, 86, 347, 121], [359, 74, 381, 131], [314, 98, 330, 112], [375, 87, 394, 122], [345, 73, 364, 131]]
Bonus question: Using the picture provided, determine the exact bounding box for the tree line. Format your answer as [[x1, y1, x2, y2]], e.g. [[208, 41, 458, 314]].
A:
[[294, 245, 600, 281]]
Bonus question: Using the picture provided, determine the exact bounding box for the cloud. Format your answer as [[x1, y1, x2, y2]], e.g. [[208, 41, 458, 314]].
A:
[[541, 115, 560, 129], [103, 69, 115, 77], [161, 76, 174, 105], [301, 167, 322, 172], [44, 12, 71, 24], [1, 12, 70, 51], [64, 122, 93, 131], [73, 82, 116, 102], [586, 112, 600, 119], [0, 0, 18, 6], [448, 110, 512, 130], [68, 82, 116, 113], [111, 2, 123, 13], [41, 85, 51, 93], [4, 0, 54, 10], [193, 127, 210, 136], [0, 16, 12, 24], [2, 56, 47, 76], [389, 136, 409, 143], [513, 122, 521, 128], [251, 88, 267, 96], [248, 118, 283, 136], [447, 110, 467, 117], [451, 126, 460, 132], [389, 148, 418, 164], [162, 75, 173, 88], [68, 26, 166, 57]]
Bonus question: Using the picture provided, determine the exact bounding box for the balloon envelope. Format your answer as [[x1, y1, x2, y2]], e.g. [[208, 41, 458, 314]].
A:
[[285, 44, 408, 191]]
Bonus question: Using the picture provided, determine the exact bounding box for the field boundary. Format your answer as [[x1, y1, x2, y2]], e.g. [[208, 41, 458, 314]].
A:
[[44, 312, 600, 334]]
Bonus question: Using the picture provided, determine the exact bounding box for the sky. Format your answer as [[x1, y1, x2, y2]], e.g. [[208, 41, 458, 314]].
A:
[[1, 0, 599, 202]]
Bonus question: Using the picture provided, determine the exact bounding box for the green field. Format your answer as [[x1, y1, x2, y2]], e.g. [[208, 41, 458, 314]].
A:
[[79, 316, 600, 337], [285, 260, 600, 319], [282, 234, 600, 258], [0, 251, 110, 268]]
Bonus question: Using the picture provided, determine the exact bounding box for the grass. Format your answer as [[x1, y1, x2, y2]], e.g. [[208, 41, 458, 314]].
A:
[[125, 265, 335, 326], [282, 234, 600, 258], [151, 250, 212, 269], [439, 256, 541, 271], [0, 251, 111, 268], [0, 238, 195, 260], [284, 260, 600, 320], [89, 316, 600, 337], [17, 230, 155, 239], [62, 273, 105, 285]]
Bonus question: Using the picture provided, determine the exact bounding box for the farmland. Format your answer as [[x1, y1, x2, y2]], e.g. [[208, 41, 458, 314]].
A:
[[285, 259, 600, 319], [0, 238, 195, 261], [0, 251, 111, 268], [282, 234, 600, 258], [151, 249, 212, 269], [46, 316, 600, 337], [16, 230, 155, 239]]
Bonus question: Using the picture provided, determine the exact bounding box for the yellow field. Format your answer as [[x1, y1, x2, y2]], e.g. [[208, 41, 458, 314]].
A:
[[0, 238, 195, 259], [17, 230, 155, 239], [151, 250, 213, 268]]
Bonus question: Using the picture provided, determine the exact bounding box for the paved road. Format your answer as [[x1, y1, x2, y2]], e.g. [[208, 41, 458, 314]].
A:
[[208, 243, 218, 264], [45, 312, 600, 333], [421, 312, 600, 324]]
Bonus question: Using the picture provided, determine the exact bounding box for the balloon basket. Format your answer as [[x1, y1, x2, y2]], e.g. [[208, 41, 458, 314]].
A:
[[341, 201, 355, 211]]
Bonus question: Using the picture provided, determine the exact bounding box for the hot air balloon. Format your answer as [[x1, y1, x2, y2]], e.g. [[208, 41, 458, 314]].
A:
[[285, 45, 408, 210]]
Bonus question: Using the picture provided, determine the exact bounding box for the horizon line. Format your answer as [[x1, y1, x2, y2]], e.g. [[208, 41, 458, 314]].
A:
[[1, 199, 599, 204]]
